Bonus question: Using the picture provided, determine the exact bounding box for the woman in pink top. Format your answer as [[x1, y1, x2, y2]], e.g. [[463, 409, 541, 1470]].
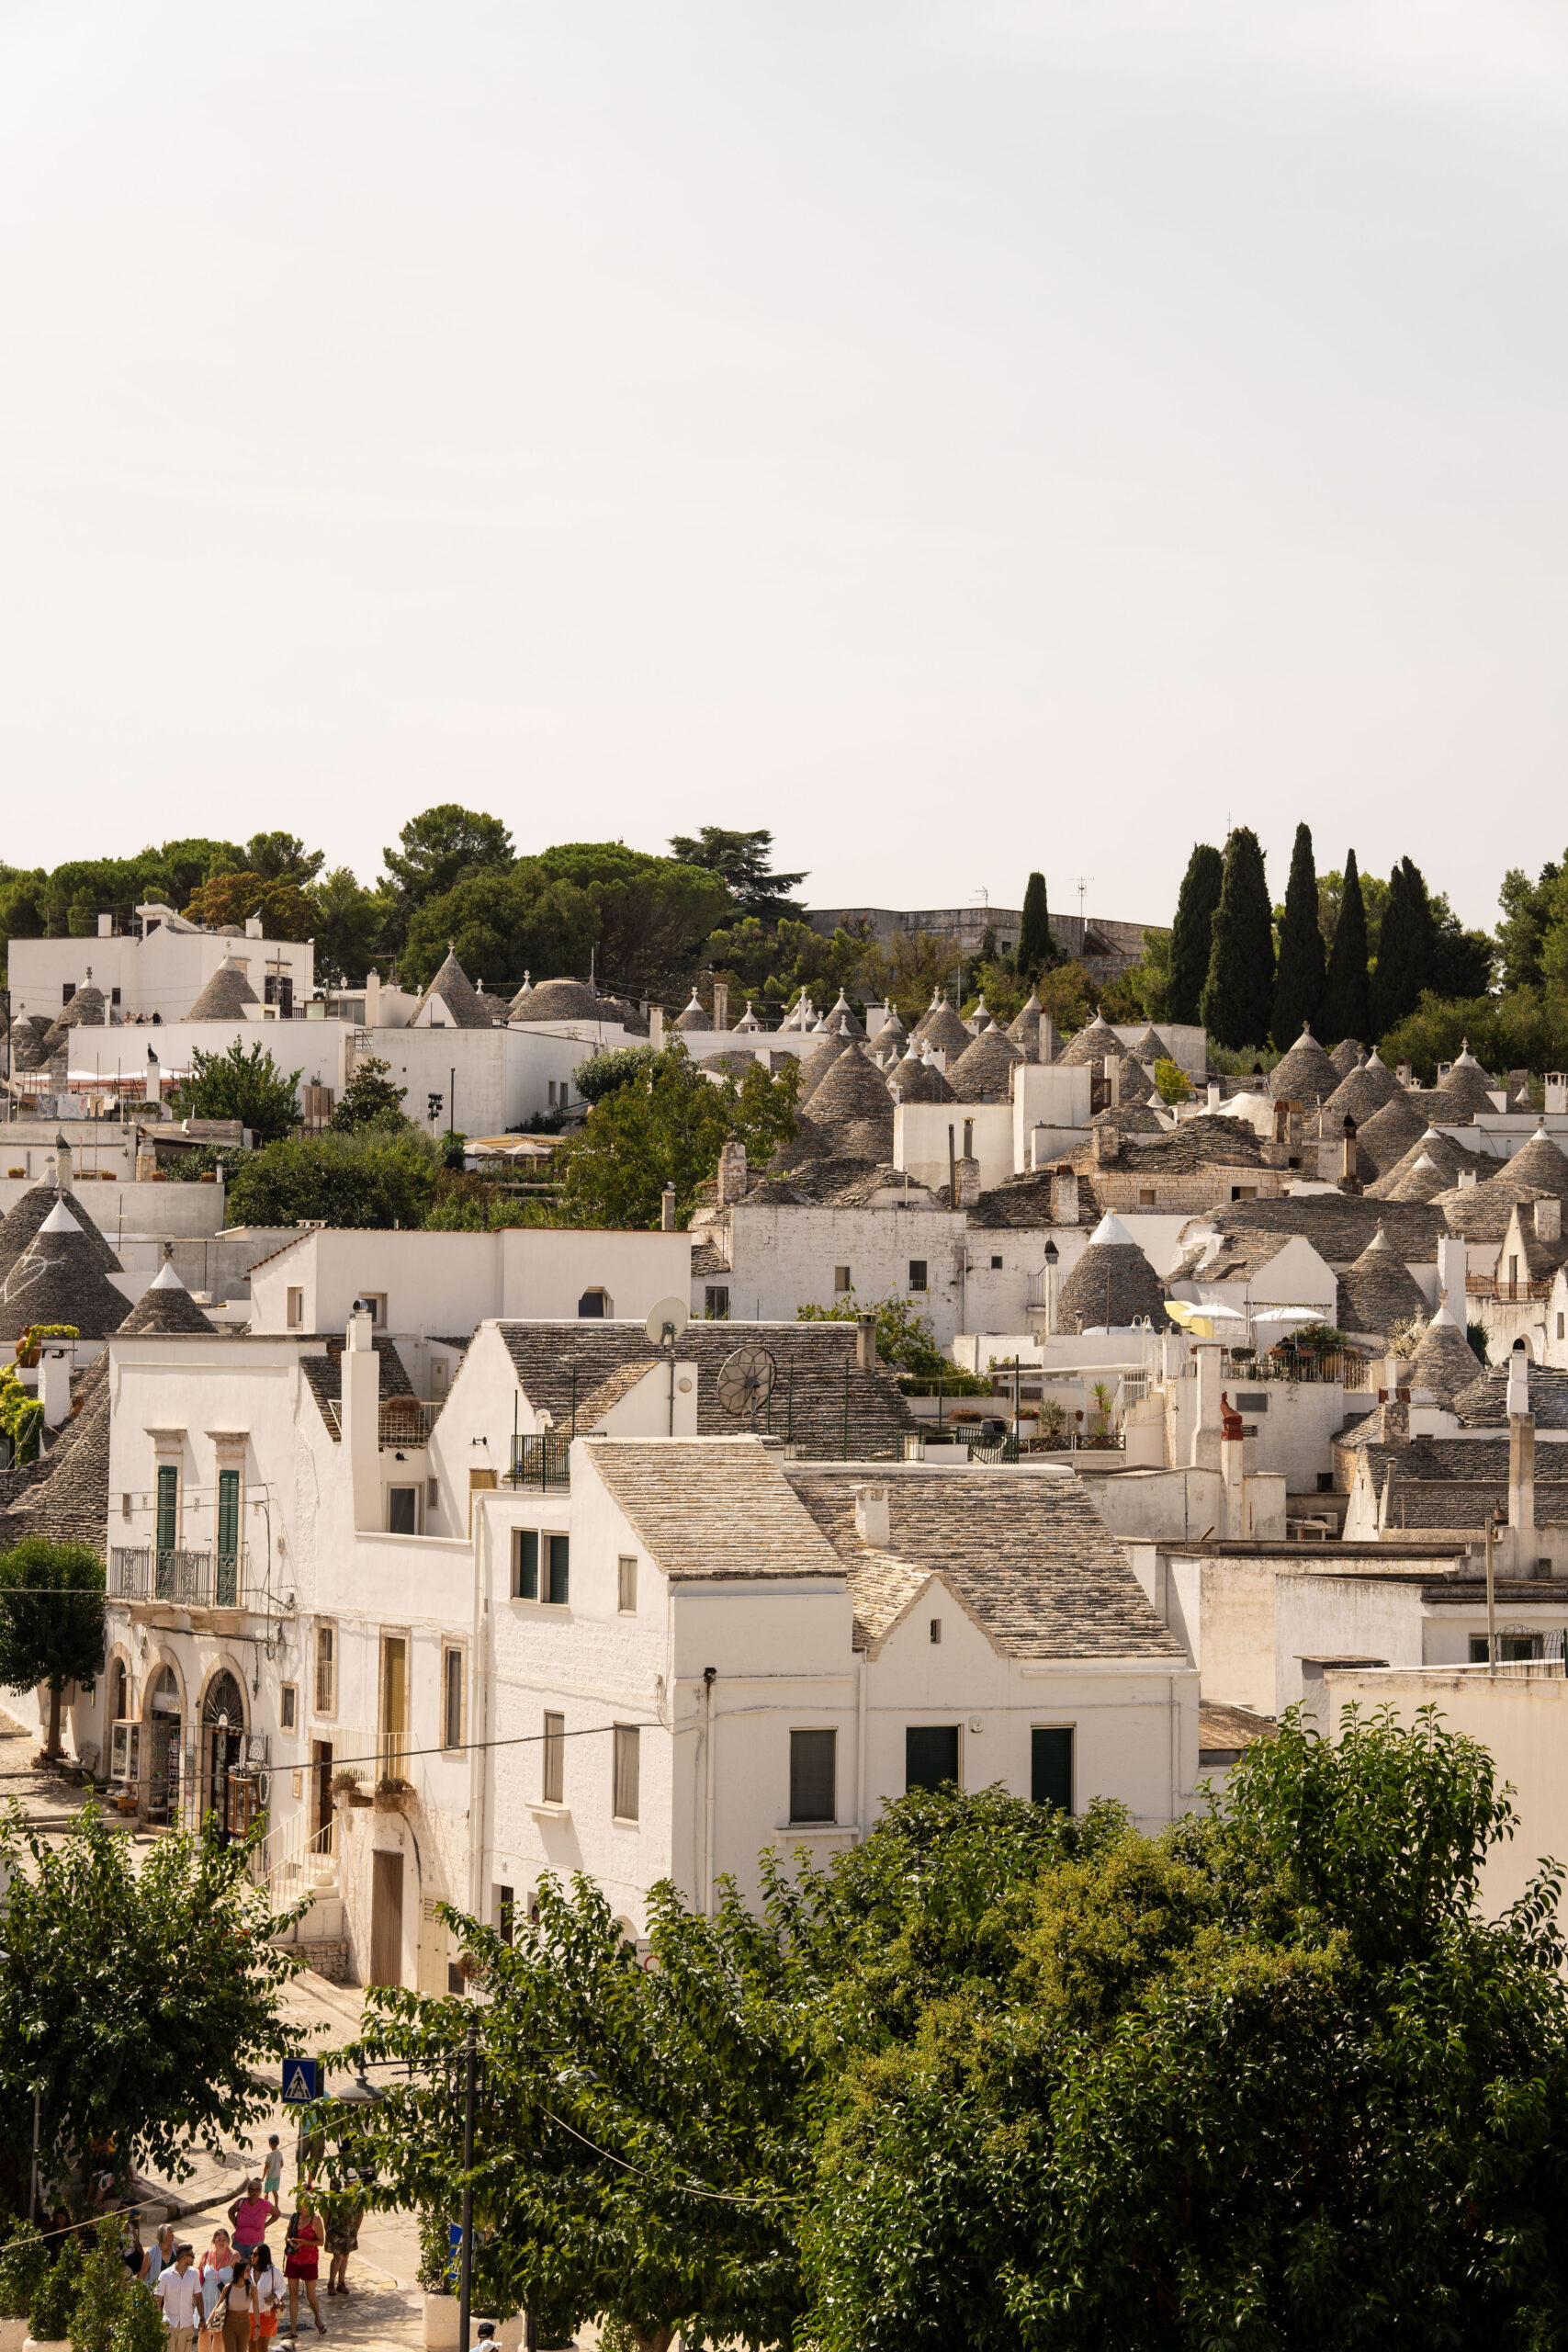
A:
[[226, 2181, 277, 2259]]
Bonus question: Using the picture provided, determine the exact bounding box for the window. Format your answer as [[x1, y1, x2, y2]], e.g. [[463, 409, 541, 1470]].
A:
[[360, 1294, 387, 1327], [1469, 1634, 1541, 1663], [834, 1266, 852, 1293], [280, 1683, 298, 1732], [1235, 1393, 1269, 1414], [496, 1885, 514, 1945], [443, 1647, 464, 1749], [155, 1464, 178, 1556], [110, 986, 120, 1007], [578, 1288, 608, 1318], [314, 1623, 336, 1717], [542, 1712, 565, 1804], [789, 1729, 836, 1823], [1032, 1726, 1074, 1812], [287, 1287, 303, 1329], [930, 1617, 942, 1644], [989, 1254, 1002, 1271], [613, 1724, 639, 1821], [62, 981, 76, 1005], [379, 1634, 409, 1777], [217, 1467, 241, 1564], [1139, 1188, 1156, 1205], [1559, 1314, 1565, 1341], [513, 1530, 538, 1600], [1231, 1185, 1258, 1202], [908, 1260, 928, 1292], [906, 1725, 960, 1792], [705, 1284, 730, 1319], [513, 1532, 569, 1603], [547, 1080, 558, 1107], [617, 1555, 637, 1614], [388, 1486, 418, 1534]]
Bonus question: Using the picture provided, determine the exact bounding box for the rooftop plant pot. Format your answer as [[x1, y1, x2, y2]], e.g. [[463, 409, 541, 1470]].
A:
[[335, 1781, 372, 1809], [374, 1777, 413, 1812]]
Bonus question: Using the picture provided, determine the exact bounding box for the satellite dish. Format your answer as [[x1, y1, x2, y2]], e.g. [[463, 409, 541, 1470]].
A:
[[716, 1345, 777, 1430], [644, 1297, 690, 1348]]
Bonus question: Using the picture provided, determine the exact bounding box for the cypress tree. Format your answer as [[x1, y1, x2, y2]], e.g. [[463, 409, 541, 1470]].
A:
[[1016, 872, 1060, 980], [1200, 828, 1275, 1051], [1271, 822, 1325, 1049], [1319, 848, 1371, 1045], [1168, 843, 1224, 1025], [1371, 855, 1437, 1039]]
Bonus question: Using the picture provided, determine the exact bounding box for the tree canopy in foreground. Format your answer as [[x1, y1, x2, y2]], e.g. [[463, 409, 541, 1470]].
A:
[[321, 1710, 1568, 2350]]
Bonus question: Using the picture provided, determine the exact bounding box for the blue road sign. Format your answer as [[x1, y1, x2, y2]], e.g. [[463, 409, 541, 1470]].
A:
[[281, 2057, 320, 2104]]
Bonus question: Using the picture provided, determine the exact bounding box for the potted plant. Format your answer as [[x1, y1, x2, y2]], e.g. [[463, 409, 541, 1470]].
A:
[[0, 2222, 49, 2352], [419, 2215, 460, 2351], [333, 1770, 371, 1809], [374, 1774, 414, 1812]]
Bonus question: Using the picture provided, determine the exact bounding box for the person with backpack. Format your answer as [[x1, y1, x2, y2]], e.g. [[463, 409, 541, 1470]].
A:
[[212, 2253, 257, 2352]]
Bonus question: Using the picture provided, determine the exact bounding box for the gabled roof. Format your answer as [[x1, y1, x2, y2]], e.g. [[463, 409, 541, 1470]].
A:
[[588, 1438, 848, 1582], [788, 1468, 1186, 1658]]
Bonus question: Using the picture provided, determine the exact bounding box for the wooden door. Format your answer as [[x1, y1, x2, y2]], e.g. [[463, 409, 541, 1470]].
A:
[[370, 1849, 404, 1986], [312, 1740, 333, 1853]]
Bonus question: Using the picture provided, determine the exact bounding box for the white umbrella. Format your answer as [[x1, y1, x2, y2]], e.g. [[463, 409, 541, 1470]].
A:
[[1250, 1306, 1322, 1326], [1190, 1301, 1247, 1321]]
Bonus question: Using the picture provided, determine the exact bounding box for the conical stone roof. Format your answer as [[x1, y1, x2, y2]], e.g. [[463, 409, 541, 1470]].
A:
[[186, 958, 262, 1021], [1370, 1126, 1481, 1201], [825, 991, 866, 1041], [1408, 1307, 1482, 1406], [911, 1001, 972, 1062], [1324, 1055, 1402, 1125], [1336, 1224, 1427, 1340], [1269, 1023, 1338, 1102], [1113, 1057, 1156, 1107], [1353, 1091, 1427, 1178], [1382, 1151, 1449, 1204], [507, 974, 536, 1017], [889, 1047, 953, 1105], [806, 1043, 896, 1137], [1493, 1123, 1568, 1198], [1059, 1014, 1122, 1069], [413, 949, 492, 1030], [1329, 1036, 1364, 1079], [0, 1185, 120, 1285], [1007, 991, 1043, 1052], [1056, 1216, 1165, 1332], [946, 1029, 1021, 1102], [1129, 1023, 1169, 1063], [119, 1260, 218, 1337], [673, 989, 712, 1034], [1430, 1044, 1497, 1125], [796, 1031, 852, 1105], [513, 976, 605, 1023], [0, 1201, 131, 1342], [867, 1012, 907, 1061], [56, 983, 107, 1030]]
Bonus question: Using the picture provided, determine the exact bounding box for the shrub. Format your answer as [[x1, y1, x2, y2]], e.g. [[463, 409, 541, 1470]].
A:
[[1153, 1057, 1190, 1103], [0, 2221, 50, 2321], [72, 2216, 131, 2352], [110, 2280, 167, 2352], [29, 2247, 79, 2345]]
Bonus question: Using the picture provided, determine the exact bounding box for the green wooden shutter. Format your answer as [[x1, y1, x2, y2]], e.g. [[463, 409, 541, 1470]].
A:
[[217, 1469, 240, 1557], [1031, 1726, 1074, 1812], [156, 1464, 178, 1555], [547, 1534, 570, 1606]]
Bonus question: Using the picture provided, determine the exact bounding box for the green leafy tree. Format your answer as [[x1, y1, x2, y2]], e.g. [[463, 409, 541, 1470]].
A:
[[329, 1054, 410, 1135], [243, 831, 324, 888], [0, 2222, 51, 2320], [667, 828, 807, 923], [1496, 853, 1566, 990], [552, 1045, 796, 1228], [153, 837, 247, 904], [325, 1869, 818, 2352], [173, 1039, 302, 1145], [73, 2217, 135, 2352], [1153, 1056, 1190, 1102], [0, 1798, 301, 2188], [382, 805, 516, 947], [1270, 820, 1325, 1047], [111, 2281, 167, 2352], [1371, 854, 1438, 1040], [574, 1046, 657, 1104], [0, 1537, 106, 1758], [1199, 827, 1274, 1050], [312, 866, 390, 987], [1097, 927, 1170, 1024], [1378, 984, 1568, 1086], [1166, 844, 1224, 1025], [530, 844, 731, 998], [1429, 893, 1495, 999], [802, 1711, 1568, 2349], [795, 1293, 945, 1374], [180, 872, 321, 939], [1318, 862, 1392, 963], [401, 867, 600, 994], [1318, 845, 1372, 1045], [223, 1131, 438, 1229], [1016, 871, 1062, 983]]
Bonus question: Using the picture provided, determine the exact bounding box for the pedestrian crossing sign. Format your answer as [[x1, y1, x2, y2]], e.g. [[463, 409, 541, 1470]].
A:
[[282, 2058, 320, 2104]]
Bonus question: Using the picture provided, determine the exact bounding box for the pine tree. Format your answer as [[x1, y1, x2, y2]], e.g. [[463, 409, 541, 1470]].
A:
[[1200, 828, 1275, 1051], [1167, 843, 1224, 1024], [1371, 856, 1437, 1040], [1319, 847, 1371, 1045], [1016, 873, 1060, 980], [1270, 822, 1325, 1048]]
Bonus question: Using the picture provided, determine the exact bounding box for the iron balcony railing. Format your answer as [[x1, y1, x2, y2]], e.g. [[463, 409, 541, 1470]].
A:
[[509, 1433, 571, 1489], [110, 1544, 251, 1609], [1230, 1349, 1371, 1390]]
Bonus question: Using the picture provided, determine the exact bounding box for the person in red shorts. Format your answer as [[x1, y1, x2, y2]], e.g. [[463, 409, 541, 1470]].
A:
[[283, 2196, 324, 2337]]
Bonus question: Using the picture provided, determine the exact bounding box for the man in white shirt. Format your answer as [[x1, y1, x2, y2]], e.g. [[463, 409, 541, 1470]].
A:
[[153, 2245, 202, 2352]]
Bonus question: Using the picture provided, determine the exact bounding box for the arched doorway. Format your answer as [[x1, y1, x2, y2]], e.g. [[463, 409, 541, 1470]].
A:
[[203, 1668, 246, 1841], [145, 1665, 183, 1824]]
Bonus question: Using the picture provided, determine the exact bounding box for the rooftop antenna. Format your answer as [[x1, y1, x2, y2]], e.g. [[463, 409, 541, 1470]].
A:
[[644, 1295, 690, 1434]]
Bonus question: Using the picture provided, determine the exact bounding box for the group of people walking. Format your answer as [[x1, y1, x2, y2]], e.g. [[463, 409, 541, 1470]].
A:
[[135, 2131, 365, 2348]]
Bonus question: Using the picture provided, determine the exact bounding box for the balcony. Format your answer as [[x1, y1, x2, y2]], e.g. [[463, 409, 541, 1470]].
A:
[[110, 1544, 251, 1609], [508, 1433, 570, 1489]]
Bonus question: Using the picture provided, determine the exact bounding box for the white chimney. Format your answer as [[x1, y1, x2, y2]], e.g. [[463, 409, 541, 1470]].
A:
[[649, 1005, 665, 1049], [365, 970, 381, 1028], [1438, 1235, 1467, 1309], [97, 912, 112, 937], [1506, 1340, 1530, 1420], [244, 914, 264, 939], [1535, 1197, 1562, 1242], [342, 1302, 380, 1532], [39, 1347, 73, 1429], [1206, 1080, 1221, 1112], [853, 1484, 890, 1545]]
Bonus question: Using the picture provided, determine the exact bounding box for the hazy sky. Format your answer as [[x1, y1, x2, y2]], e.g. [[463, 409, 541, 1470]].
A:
[[5, 1, 1567, 933]]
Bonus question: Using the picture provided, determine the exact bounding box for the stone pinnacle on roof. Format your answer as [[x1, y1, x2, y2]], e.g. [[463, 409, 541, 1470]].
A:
[[826, 990, 866, 1041], [1430, 1040, 1499, 1125], [734, 1001, 761, 1033]]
